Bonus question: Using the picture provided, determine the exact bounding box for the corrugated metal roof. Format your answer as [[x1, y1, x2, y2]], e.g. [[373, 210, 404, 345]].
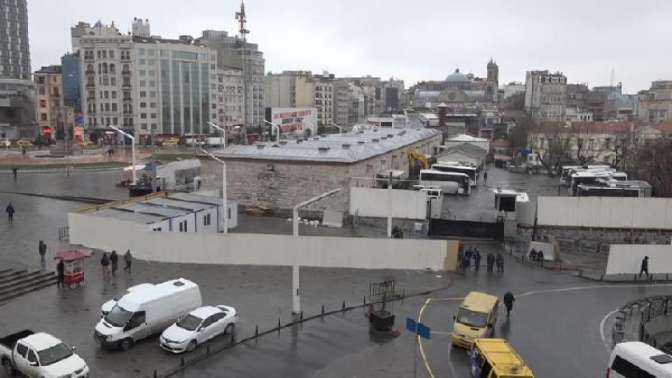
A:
[[213, 127, 439, 163]]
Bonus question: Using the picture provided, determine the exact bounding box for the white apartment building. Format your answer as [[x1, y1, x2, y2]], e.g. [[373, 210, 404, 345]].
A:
[[524, 70, 568, 122], [216, 68, 243, 127], [264, 71, 334, 127]]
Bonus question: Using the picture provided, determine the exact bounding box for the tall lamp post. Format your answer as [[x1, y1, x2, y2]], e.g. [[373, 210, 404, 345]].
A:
[[109, 125, 136, 185], [200, 148, 228, 235], [263, 120, 279, 141]]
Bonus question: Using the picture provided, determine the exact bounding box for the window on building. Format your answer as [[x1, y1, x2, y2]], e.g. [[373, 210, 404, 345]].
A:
[[111, 103, 117, 112], [140, 102, 147, 108], [111, 91, 117, 99], [141, 113, 147, 119], [39, 99, 46, 108], [140, 91, 146, 97], [40, 113, 47, 121], [111, 77, 116, 86]]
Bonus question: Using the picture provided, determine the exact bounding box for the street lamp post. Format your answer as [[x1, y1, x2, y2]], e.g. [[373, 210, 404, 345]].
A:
[[263, 120, 279, 141], [200, 148, 228, 235], [109, 125, 136, 185], [207, 121, 226, 150], [291, 188, 341, 320]]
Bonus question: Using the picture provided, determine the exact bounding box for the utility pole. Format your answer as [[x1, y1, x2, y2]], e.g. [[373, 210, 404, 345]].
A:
[[236, 1, 250, 145]]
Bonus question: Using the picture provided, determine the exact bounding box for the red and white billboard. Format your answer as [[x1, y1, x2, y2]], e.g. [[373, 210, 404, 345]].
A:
[[269, 107, 318, 137]]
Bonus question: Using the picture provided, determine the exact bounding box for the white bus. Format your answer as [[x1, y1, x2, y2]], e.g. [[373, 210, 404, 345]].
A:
[[560, 165, 611, 186], [608, 341, 672, 378], [569, 170, 628, 195], [431, 162, 478, 187], [419, 169, 470, 195]]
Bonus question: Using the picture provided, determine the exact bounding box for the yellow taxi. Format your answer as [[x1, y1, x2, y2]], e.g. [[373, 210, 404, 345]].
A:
[[16, 139, 33, 148], [451, 291, 499, 349], [470, 338, 534, 377]]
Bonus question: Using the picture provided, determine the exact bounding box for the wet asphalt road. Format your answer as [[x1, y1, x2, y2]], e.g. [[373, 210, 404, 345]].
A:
[[0, 169, 669, 378]]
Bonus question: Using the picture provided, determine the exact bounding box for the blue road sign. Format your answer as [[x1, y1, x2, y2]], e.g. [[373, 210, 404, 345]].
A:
[[406, 318, 431, 339], [406, 318, 417, 333], [417, 323, 431, 340]]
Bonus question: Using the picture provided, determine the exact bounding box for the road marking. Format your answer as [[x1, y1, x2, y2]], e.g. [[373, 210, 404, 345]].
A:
[[600, 308, 621, 353], [418, 282, 672, 377]]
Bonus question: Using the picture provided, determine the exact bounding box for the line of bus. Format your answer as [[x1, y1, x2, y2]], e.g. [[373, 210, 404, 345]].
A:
[[419, 169, 471, 195], [431, 162, 478, 187]]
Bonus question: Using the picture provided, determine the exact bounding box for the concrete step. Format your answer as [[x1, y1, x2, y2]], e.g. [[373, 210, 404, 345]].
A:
[[0, 271, 55, 292], [0, 269, 29, 284], [0, 279, 57, 304]]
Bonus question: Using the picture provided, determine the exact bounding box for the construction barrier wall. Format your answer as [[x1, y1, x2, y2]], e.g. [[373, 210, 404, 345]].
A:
[[537, 196, 672, 230], [350, 187, 427, 219], [606, 244, 672, 275], [69, 212, 456, 271]]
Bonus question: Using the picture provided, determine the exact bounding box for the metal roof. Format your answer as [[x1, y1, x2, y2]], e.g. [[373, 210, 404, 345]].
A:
[[90, 208, 166, 224], [213, 127, 439, 163]]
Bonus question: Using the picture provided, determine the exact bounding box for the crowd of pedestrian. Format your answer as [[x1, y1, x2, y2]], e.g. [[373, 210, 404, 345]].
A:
[[528, 248, 545, 266], [100, 250, 132, 280], [458, 246, 505, 274]]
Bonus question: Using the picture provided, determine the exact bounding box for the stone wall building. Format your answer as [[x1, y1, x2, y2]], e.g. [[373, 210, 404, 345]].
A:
[[637, 80, 672, 124], [204, 128, 441, 211]]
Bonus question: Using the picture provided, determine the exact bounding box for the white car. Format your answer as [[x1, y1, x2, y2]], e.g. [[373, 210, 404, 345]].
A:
[[160, 305, 238, 354], [100, 283, 155, 316], [0, 332, 89, 378]]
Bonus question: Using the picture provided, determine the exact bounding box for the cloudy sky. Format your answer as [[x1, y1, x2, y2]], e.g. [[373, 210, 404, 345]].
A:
[[28, 0, 671, 93]]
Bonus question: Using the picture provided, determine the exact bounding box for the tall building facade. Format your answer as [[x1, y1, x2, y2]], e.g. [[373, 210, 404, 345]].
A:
[[197, 30, 265, 129], [381, 78, 404, 113], [0, 0, 35, 139], [34, 65, 68, 137], [264, 71, 334, 127], [61, 53, 81, 112], [216, 68, 243, 127], [524, 70, 567, 122], [637, 80, 672, 124], [75, 21, 134, 130], [74, 20, 218, 139], [0, 0, 30, 80]]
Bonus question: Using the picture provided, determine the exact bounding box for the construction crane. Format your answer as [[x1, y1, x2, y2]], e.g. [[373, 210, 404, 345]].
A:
[[408, 150, 431, 179]]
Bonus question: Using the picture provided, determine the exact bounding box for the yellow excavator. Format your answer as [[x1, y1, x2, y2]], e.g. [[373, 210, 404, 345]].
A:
[[408, 149, 431, 179]]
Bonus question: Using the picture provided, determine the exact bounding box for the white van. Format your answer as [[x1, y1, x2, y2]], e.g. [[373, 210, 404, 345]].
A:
[[94, 278, 202, 351], [100, 283, 155, 316], [608, 341, 672, 378]]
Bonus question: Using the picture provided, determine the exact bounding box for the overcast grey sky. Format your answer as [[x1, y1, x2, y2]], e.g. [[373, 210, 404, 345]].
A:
[[28, 0, 671, 93]]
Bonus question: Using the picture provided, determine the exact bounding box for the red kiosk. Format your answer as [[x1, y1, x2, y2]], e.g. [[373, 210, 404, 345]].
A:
[[54, 249, 92, 287]]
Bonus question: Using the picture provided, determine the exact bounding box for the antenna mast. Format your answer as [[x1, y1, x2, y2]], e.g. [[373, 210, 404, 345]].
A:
[[235, 1, 250, 144]]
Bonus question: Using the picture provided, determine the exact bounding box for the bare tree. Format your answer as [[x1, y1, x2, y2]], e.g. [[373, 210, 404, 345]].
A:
[[631, 139, 672, 197], [532, 122, 572, 175]]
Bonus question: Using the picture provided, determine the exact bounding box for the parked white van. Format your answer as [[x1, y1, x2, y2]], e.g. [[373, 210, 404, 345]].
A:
[[94, 278, 201, 351], [608, 341, 672, 378], [100, 283, 155, 317]]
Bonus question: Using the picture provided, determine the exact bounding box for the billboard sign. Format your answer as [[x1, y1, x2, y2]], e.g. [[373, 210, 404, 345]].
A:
[[269, 107, 318, 137]]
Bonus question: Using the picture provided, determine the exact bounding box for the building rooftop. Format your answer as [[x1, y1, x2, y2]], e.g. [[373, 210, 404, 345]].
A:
[[213, 127, 439, 163], [90, 208, 166, 225]]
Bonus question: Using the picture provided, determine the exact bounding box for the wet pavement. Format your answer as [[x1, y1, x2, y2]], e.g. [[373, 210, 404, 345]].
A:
[[0, 169, 666, 377]]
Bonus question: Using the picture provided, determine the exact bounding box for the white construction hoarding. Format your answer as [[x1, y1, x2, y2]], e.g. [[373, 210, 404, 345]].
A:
[[268, 107, 318, 137], [350, 187, 428, 219]]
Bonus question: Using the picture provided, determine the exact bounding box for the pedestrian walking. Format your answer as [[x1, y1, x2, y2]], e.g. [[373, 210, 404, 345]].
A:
[[464, 248, 472, 271], [486, 253, 495, 273], [503, 291, 515, 317], [474, 249, 482, 272], [529, 248, 537, 262], [496, 253, 504, 274], [110, 250, 119, 276], [56, 259, 65, 288], [537, 250, 545, 266], [639, 256, 650, 279], [101, 253, 110, 279], [12, 167, 18, 181], [38, 240, 47, 270], [457, 249, 464, 272], [5, 203, 15, 224], [483, 171, 488, 185], [123, 250, 132, 273]]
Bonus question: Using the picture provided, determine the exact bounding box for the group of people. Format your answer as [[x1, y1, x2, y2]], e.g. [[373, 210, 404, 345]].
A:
[[528, 248, 545, 265], [459, 247, 505, 274], [100, 250, 132, 279]]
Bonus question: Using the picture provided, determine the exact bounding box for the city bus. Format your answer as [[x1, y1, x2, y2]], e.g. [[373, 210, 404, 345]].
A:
[[569, 170, 628, 195], [559, 165, 611, 186], [432, 162, 478, 187], [419, 169, 470, 195]]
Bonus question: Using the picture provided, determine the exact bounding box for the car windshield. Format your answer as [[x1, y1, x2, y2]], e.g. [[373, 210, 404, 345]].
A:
[[37, 342, 73, 366], [177, 314, 203, 331], [456, 308, 489, 328], [105, 304, 133, 327]]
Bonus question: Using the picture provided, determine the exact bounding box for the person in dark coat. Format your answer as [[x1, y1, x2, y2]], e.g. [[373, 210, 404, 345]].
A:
[[101, 253, 110, 279], [503, 292, 515, 317], [483, 171, 488, 185], [474, 249, 482, 271], [56, 259, 65, 288], [486, 253, 495, 273], [38, 240, 47, 270], [12, 167, 18, 181], [639, 256, 650, 279], [110, 250, 119, 276], [537, 250, 545, 266], [5, 203, 15, 224], [123, 250, 132, 273], [529, 249, 537, 262], [496, 253, 504, 273], [463, 248, 472, 271]]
